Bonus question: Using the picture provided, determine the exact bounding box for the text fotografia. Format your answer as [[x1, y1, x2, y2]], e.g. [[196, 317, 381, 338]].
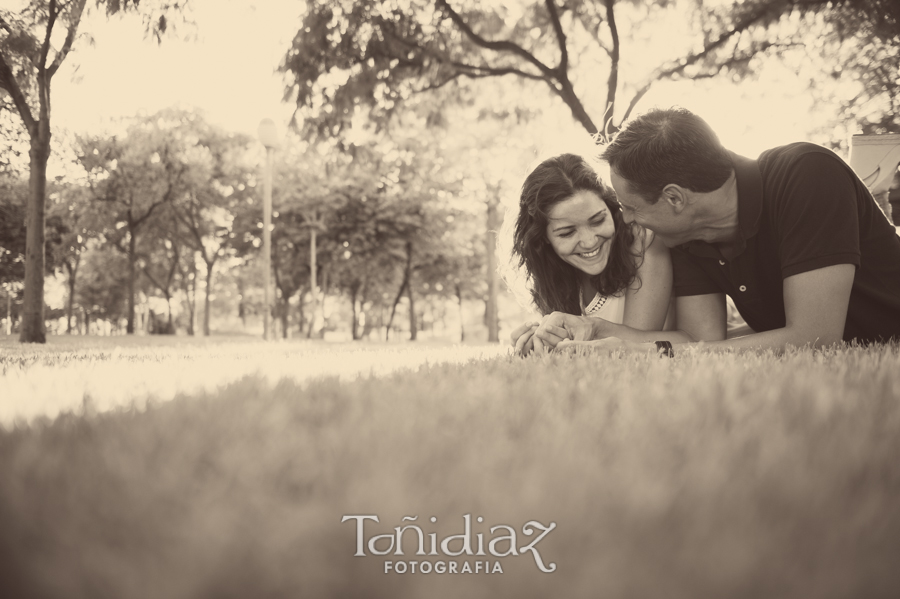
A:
[[341, 514, 557, 574]]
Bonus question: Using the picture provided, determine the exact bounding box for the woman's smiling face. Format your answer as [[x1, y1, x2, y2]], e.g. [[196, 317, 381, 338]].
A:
[[545, 189, 616, 276]]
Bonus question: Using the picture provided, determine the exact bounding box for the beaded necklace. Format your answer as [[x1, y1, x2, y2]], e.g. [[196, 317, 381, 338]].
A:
[[581, 291, 609, 316]]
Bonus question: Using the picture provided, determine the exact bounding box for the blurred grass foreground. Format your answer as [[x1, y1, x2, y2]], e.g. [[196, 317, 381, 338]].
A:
[[1, 336, 900, 598]]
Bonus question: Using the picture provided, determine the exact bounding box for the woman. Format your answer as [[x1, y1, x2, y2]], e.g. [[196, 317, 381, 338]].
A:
[[509, 153, 672, 355]]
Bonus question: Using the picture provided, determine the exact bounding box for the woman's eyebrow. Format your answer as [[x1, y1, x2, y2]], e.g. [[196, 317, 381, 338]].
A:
[[549, 210, 606, 232]]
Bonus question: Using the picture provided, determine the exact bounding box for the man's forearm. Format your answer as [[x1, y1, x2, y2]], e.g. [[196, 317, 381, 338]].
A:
[[610, 325, 842, 356], [594, 321, 843, 353], [591, 320, 697, 344]]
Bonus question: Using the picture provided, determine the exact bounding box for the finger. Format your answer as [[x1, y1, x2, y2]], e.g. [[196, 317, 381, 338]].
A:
[[509, 322, 535, 346], [514, 328, 535, 356], [533, 334, 545, 354], [542, 324, 571, 340], [573, 326, 591, 342], [534, 329, 567, 347], [556, 339, 577, 353]]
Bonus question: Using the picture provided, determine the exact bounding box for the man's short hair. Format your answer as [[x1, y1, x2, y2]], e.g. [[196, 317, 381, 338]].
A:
[[600, 107, 733, 204]]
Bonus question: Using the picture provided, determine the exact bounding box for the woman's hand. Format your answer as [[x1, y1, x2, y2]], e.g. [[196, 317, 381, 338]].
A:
[[532, 312, 597, 349], [510, 321, 540, 356]]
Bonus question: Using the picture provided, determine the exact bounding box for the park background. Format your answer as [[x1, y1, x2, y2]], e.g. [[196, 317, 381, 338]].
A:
[[2, 2, 900, 598], [2, 0, 898, 343]]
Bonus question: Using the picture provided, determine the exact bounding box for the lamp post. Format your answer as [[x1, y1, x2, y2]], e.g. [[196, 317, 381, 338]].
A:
[[257, 118, 278, 340]]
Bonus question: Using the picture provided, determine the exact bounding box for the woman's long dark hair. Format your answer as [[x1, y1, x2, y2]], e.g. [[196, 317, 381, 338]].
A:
[[512, 153, 641, 316]]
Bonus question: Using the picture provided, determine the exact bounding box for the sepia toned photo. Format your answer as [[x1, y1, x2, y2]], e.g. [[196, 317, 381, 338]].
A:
[[2, 1, 900, 597]]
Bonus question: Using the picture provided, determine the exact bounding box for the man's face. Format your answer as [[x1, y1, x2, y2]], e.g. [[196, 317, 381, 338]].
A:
[[608, 169, 690, 247]]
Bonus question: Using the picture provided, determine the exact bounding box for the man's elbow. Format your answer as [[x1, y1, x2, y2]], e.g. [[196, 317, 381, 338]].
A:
[[792, 324, 845, 349]]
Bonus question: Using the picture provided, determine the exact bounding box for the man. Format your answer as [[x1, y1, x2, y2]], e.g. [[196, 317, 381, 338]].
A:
[[532, 107, 900, 355]]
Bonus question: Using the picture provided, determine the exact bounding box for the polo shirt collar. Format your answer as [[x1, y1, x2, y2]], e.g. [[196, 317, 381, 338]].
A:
[[677, 151, 763, 259], [731, 150, 763, 246]]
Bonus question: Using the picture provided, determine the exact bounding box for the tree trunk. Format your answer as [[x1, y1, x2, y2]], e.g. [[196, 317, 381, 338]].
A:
[[5, 289, 12, 335], [350, 281, 360, 341], [281, 296, 290, 339], [485, 197, 500, 343], [185, 253, 197, 335], [166, 293, 173, 333], [456, 283, 465, 342], [305, 287, 316, 339], [126, 228, 137, 334], [19, 130, 51, 343], [65, 259, 79, 334], [407, 277, 417, 341], [203, 261, 214, 336], [386, 241, 414, 340]]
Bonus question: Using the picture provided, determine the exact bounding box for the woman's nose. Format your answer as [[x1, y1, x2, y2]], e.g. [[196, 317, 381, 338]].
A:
[[579, 228, 598, 244]]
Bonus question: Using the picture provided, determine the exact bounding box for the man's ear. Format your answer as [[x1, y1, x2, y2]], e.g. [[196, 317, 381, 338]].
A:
[[661, 184, 688, 213]]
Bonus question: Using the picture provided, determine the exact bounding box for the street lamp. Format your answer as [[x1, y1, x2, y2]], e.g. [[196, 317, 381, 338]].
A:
[[257, 118, 279, 340]]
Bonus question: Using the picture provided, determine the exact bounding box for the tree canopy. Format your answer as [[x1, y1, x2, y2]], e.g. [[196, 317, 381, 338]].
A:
[[281, 0, 900, 141]]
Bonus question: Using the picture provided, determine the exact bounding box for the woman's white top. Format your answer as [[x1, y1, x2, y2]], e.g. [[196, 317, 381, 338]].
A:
[[581, 291, 626, 324]]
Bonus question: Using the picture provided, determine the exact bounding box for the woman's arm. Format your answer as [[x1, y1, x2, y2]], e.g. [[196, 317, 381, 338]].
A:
[[621, 227, 672, 331]]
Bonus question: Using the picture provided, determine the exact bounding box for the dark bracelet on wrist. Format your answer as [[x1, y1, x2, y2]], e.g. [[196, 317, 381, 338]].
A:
[[655, 340, 674, 358]]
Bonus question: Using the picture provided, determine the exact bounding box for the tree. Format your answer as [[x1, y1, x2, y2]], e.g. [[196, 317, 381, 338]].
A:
[[138, 206, 184, 333], [798, 1, 900, 145], [77, 116, 187, 334], [46, 182, 96, 333], [284, 0, 831, 138], [0, 0, 186, 342], [75, 245, 129, 332], [167, 112, 255, 336], [0, 175, 28, 287]]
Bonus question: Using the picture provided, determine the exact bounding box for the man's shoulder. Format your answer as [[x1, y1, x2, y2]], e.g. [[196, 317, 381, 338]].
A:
[[758, 142, 842, 171]]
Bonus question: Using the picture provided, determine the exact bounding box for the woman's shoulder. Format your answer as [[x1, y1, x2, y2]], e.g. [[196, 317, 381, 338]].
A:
[[628, 224, 656, 254]]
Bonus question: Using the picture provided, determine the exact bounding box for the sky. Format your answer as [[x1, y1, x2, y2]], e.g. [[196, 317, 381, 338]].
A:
[[53, 0, 302, 139], [45, 0, 831, 161]]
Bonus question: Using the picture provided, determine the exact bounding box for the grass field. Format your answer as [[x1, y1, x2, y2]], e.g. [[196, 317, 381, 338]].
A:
[[1, 335, 900, 598]]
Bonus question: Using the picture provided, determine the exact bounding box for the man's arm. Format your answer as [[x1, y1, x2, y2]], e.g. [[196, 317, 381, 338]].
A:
[[557, 292, 724, 345], [559, 264, 855, 354]]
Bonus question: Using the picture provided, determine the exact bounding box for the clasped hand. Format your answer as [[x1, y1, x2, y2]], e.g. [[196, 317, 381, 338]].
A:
[[509, 311, 597, 356]]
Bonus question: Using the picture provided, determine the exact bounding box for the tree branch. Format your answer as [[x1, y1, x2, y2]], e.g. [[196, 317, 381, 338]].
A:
[[545, 0, 568, 73], [0, 54, 36, 134], [39, 0, 59, 73], [449, 60, 548, 82], [604, 0, 619, 133], [620, 4, 783, 124], [48, 0, 88, 78], [435, 0, 556, 79], [0, 15, 13, 35]]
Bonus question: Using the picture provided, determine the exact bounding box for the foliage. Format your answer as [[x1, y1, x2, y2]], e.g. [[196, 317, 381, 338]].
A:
[[0, 176, 27, 286], [795, 1, 900, 145], [75, 108, 256, 334], [73, 245, 129, 321], [281, 0, 817, 136], [0, 175, 67, 284], [0, 0, 191, 342]]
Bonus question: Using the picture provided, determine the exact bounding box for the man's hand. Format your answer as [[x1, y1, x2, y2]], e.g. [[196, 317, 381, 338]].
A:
[[556, 337, 652, 356], [532, 312, 596, 350]]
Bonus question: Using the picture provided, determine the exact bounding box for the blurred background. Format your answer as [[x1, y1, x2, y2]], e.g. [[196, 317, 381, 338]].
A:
[[2, 0, 898, 343]]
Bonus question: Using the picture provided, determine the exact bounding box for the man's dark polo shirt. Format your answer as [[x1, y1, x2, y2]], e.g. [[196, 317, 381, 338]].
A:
[[671, 142, 900, 344]]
